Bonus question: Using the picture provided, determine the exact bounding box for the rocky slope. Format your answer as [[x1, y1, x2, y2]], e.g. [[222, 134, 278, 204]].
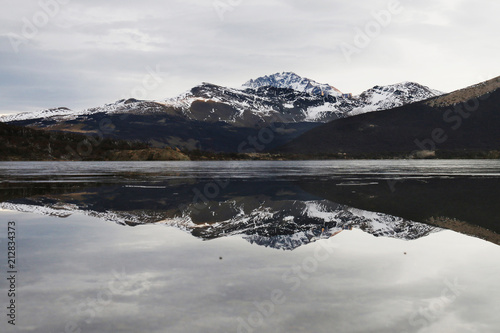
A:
[[1, 77, 442, 126], [242, 71, 343, 97]]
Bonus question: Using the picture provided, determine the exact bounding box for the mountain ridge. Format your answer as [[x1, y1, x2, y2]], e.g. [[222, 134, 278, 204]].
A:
[[0, 72, 443, 125]]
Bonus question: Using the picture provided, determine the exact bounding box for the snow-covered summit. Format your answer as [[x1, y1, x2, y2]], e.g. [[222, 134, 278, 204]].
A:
[[348, 81, 443, 116], [1, 107, 76, 122], [242, 71, 343, 97], [0, 99, 167, 123]]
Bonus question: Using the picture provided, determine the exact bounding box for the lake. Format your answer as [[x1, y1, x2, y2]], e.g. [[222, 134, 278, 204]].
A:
[[0, 160, 499, 333]]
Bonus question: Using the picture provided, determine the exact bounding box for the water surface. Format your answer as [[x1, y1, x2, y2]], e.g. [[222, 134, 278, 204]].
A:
[[0, 160, 499, 332]]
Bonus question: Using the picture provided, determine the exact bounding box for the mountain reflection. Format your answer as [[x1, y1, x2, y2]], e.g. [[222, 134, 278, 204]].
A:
[[1, 170, 499, 248], [0, 179, 445, 250]]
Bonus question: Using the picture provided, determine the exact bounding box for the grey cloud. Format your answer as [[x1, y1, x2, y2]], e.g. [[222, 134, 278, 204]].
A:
[[0, 0, 498, 115]]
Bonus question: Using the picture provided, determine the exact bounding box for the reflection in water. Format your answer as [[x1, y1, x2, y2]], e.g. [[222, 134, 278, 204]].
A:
[[2, 173, 500, 248], [0, 176, 448, 250], [1, 159, 500, 247]]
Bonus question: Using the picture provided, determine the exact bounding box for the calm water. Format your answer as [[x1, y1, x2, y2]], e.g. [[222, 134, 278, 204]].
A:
[[0, 160, 499, 333]]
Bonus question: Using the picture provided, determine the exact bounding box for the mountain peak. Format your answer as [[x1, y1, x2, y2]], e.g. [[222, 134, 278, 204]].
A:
[[366, 81, 442, 95], [347, 81, 443, 116], [242, 72, 343, 97]]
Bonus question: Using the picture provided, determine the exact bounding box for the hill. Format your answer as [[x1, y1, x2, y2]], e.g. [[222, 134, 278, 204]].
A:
[[0, 122, 188, 161]]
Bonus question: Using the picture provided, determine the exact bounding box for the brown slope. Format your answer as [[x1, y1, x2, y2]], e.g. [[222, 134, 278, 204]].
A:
[[426, 76, 500, 107]]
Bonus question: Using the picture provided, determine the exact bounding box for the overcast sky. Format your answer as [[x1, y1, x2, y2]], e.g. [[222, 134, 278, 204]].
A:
[[0, 0, 499, 116]]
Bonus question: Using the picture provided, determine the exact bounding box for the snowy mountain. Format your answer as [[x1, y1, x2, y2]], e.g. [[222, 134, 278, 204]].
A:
[[0, 99, 169, 123], [162, 83, 344, 125], [3, 107, 75, 122], [158, 75, 442, 123], [0, 72, 446, 152], [0, 72, 443, 125], [348, 82, 444, 116]]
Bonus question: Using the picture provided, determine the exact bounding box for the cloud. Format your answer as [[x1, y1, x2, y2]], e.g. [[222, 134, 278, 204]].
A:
[[0, 0, 499, 115]]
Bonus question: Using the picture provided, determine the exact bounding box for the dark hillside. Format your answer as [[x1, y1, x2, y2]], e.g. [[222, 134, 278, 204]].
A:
[[277, 85, 500, 155], [0, 122, 187, 161]]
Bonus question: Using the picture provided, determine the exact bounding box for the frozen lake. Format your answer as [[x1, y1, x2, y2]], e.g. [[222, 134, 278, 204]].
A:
[[0, 160, 499, 332]]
